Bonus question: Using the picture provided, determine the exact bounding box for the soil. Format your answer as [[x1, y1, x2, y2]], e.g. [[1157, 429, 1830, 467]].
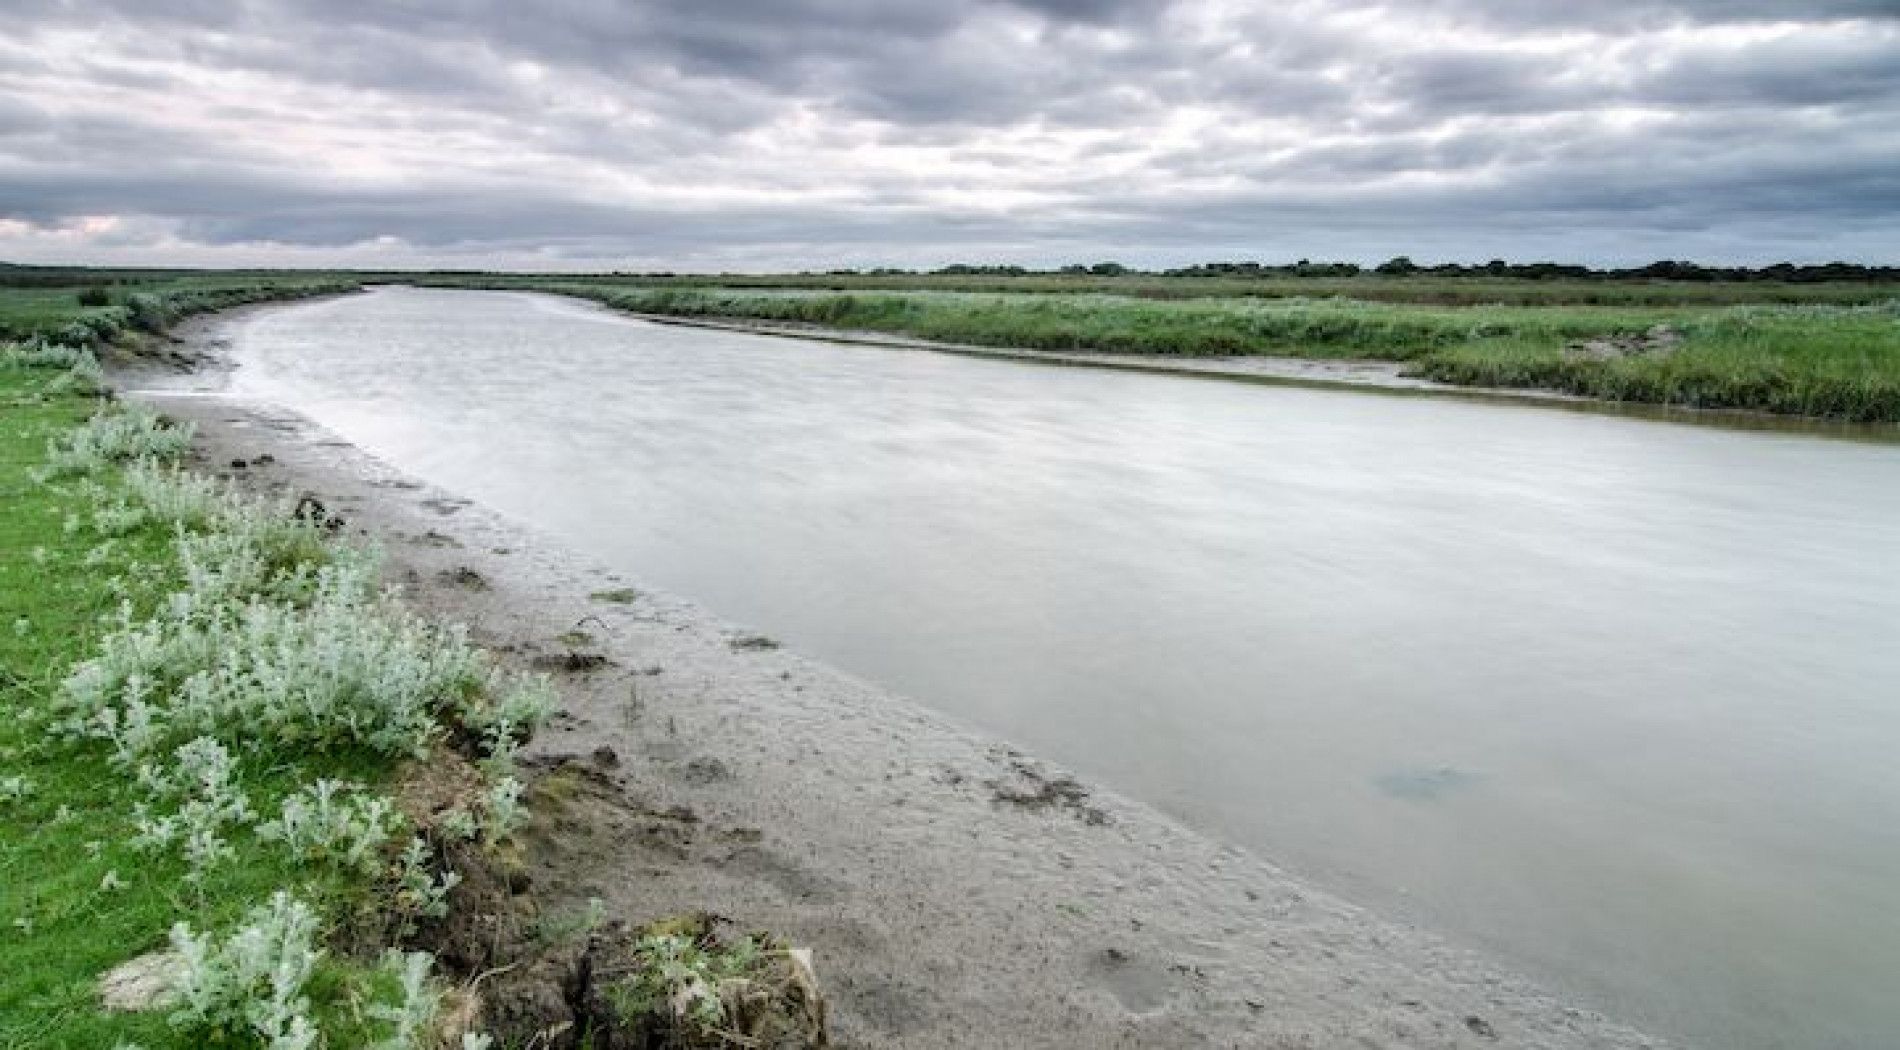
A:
[[1563, 326, 1684, 361], [113, 308, 1677, 1049]]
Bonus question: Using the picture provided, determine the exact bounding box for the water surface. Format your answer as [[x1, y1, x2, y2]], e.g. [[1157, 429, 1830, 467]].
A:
[[231, 287, 1900, 1049]]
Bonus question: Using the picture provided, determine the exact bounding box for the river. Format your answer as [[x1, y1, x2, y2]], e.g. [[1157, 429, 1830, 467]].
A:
[[223, 286, 1900, 1049]]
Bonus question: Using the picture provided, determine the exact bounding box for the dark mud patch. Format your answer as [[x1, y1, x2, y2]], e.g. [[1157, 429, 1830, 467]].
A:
[[591, 587, 642, 604], [438, 566, 491, 591], [422, 496, 474, 515], [408, 529, 464, 548], [679, 756, 733, 785], [533, 651, 613, 673], [291, 493, 346, 531], [986, 759, 1111, 826], [729, 633, 781, 651]]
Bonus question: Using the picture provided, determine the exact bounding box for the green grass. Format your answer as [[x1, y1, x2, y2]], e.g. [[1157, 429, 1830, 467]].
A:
[[0, 371, 383, 1048], [0, 274, 512, 1048], [520, 284, 1900, 423], [1418, 305, 1900, 421], [0, 277, 358, 344], [5, 266, 1896, 420], [411, 268, 1900, 308]]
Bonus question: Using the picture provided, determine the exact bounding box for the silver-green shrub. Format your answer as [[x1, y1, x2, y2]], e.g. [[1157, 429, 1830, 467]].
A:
[[169, 891, 321, 1050], [256, 779, 400, 874], [130, 736, 256, 882], [42, 407, 193, 478]]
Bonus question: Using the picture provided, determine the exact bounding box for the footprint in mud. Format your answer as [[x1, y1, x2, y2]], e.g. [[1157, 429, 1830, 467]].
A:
[[718, 845, 845, 904], [834, 974, 932, 1037], [408, 530, 462, 548], [1085, 947, 1176, 1014]]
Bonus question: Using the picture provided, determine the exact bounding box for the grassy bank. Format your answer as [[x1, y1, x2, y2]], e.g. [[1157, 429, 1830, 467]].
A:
[[0, 291, 545, 1047], [530, 285, 1900, 423], [0, 278, 359, 345], [2, 285, 828, 1049], [432, 269, 1900, 308], [7, 267, 1896, 421]]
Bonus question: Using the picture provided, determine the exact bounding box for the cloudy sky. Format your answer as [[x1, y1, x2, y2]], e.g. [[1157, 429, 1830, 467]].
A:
[[1, 0, 1896, 270]]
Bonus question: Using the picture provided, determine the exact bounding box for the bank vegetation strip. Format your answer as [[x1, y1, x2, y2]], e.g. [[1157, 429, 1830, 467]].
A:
[[512, 285, 1900, 424], [7, 269, 1900, 424], [1, 282, 822, 1049]]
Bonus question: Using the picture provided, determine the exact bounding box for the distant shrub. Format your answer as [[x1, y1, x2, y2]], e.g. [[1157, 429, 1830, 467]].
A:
[[126, 292, 172, 332], [76, 287, 111, 307]]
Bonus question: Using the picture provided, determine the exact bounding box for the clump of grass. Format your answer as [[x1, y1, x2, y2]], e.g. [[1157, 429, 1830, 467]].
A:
[[598, 921, 825, 1048], [2, 341, 105, 397], [42, 406, 193, 478]]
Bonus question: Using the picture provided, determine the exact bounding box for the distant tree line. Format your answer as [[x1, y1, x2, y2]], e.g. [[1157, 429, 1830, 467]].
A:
[[830, 258, 1900, 283]]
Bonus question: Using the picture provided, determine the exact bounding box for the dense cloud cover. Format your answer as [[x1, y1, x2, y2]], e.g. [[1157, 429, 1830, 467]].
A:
[[1, 0, 1895, 268]]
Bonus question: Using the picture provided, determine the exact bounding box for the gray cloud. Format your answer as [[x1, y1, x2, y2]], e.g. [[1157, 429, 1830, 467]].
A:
[[0, 0, 1895, 267]]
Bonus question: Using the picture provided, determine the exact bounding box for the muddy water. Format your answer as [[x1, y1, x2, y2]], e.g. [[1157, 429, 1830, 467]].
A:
[[227, 287, 1900, 1049]]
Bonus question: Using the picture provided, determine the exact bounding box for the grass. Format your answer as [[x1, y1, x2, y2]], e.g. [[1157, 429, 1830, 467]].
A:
[[0, 368, 376, 1048], [0, 284, 542, 1048], [514, 284, 1900, 423], [6, 264, 1897, 420], [1418, 305, 1900, 421], [0, 277, 358, 344], [411, 268, 1900, 308]]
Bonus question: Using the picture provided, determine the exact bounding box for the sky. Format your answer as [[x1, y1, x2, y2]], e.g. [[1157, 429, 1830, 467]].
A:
[[1, 0, 1896, 271]]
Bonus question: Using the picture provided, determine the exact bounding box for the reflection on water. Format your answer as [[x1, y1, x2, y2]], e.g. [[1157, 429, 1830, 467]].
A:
[[232, 287, 1900, 1050]]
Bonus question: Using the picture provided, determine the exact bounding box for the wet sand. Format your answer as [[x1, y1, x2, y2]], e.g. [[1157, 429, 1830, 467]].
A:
[[117, 307, 1671, 1049]]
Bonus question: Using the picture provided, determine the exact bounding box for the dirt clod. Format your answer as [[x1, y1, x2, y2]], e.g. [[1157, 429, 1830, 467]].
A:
[[682, 756, 732, 784], [987, 760, 1111, 826], [438, 566, 491, 591], [534, 651, 613, 673]]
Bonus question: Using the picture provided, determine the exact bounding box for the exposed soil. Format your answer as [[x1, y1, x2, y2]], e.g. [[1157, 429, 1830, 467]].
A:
[[112, 308, 1678, 1049], [1564, 325, 1684, 361]]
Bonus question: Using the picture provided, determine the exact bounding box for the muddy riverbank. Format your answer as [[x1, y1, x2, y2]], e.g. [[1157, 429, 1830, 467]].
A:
[[115, 305, 1672, 1049]]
